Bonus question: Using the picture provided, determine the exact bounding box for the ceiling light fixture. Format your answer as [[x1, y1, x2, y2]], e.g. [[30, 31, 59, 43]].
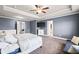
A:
[[30, 5, 49, 14]]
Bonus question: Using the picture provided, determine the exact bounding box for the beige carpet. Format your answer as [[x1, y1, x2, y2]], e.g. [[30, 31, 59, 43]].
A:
[[30, 36, 66, 54]]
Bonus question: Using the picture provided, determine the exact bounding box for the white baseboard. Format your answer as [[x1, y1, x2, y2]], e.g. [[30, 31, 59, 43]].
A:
[[37, 34, 68, 40], [52, 36, 68, 40]]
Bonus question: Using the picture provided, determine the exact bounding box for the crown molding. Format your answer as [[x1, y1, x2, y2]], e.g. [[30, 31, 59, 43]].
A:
[[3, 6, 40, 19]]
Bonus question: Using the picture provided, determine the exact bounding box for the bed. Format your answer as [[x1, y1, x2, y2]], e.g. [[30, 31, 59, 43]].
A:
[[0, 30, 42, 54]]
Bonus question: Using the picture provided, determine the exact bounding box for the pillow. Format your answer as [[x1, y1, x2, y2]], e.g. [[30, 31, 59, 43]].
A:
[[0, 42, 10, 49], [68, 45, 77, 53], [5, 34, 17, 44], [0, 42, 10, 54], [72, 45, 79, 52], [1, 44, 20, 54], [0, 31, 6, 42], [0, 37, 5, 42], [18, 39, 29, 52], [64, 41, 73, 52], [71, 36, 79, 45], [13, 34, 26, 41]]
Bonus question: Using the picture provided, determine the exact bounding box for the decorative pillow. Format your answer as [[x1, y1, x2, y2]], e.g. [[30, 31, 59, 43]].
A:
[[71, 36, 79, 45], [64, 41, 73, 52], [68, 45, 77, 53], [5, 34, 17, 44], [18, 39, 29, 52], [72, 45, 79, 52], [1, 44, 20, 54]]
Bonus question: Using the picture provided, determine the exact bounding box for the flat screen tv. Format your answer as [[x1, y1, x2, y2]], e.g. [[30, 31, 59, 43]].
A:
[[37, 22, 45, 28]]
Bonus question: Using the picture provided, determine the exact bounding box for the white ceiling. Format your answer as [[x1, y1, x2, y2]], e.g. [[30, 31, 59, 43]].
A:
[[0, 5, 79, 21]]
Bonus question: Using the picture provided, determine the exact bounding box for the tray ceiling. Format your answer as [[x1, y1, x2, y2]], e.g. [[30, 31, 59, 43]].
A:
[[0, 5, 79, 21]]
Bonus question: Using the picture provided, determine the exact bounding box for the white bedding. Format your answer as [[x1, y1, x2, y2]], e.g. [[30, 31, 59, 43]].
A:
[[14, 33, 42, 53], [18, 39, 29, 52], [1, 43, 19, 54], [0, 33, 42, 54], [0, 42, 10, 49], [5, 34, 17, 44], [0, 34, 19, 54]]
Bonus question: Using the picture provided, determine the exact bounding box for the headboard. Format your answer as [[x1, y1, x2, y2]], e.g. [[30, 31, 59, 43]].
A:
[[0, 30, 16, 34]]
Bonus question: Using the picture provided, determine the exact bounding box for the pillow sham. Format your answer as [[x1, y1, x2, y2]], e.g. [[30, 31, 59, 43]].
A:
[[5, 34, 17, 44], [71, 36, 79, 45]]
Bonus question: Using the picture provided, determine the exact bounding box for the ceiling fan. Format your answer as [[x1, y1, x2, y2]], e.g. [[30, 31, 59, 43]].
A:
[[30, 5, 49, 14]]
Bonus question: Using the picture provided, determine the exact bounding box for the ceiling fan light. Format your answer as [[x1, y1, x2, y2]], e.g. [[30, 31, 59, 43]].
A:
[[37, 9, 42, 13], [30, 5, 49, 14]]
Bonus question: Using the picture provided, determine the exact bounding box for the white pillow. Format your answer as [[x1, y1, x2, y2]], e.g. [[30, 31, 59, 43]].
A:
[[71, 36, 79, 45], [0, 42, 10, 49], [1, 44, 19, 54], [0, 37, 5, 42], [5, 34, 17, 44], [18, 39, 29, 52], [72, 45, 79, 52]]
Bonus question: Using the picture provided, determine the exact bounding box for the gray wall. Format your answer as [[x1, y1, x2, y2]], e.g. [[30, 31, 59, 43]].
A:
[[44, 21, 47, 35], [25, 21, 30, 33], [53, 14, 79, 39], [30, 20, 37, 34], [23, 20, 37, 34], [0, 18, 16, 30]]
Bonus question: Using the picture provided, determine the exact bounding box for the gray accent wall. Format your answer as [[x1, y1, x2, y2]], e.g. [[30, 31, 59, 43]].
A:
[[25, 21, 30, 33], [44, 21, 47, 35], [53, 14, 79, 39], [0, 18, 16, 30], [30, 20, 37, 34], [25, 20, 37, 34]]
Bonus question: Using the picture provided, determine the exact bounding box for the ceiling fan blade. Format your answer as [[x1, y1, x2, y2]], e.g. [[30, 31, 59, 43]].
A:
[[42, 11, 46, 13], [36, 12, 38, 14], [35, 5, 39, 8], [30, 10, 36, 11], [35, 5, 42, 8], [42, 7, 49, 10]]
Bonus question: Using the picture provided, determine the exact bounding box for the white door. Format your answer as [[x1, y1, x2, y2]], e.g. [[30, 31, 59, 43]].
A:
[[47, 20, 53, 36], [16, 21, 26, 34], [16, 21, 21, 34]]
